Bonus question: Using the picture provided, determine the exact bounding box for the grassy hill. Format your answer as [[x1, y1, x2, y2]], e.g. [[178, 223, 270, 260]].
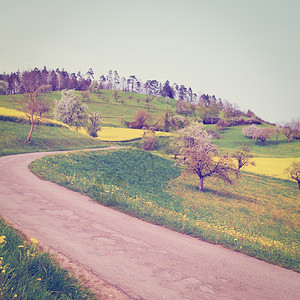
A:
[[0, 90, 176, 127], [1, 90, 299, 273]]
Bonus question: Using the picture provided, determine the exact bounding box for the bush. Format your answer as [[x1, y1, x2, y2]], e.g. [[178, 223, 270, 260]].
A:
[[171, 115, 190, 130], [226, 117, 262, 127], [126, 110, 152, 129], [86, 112, 101, 137], [142, 131, 157, 150], [206, 128, 221, 139], [216, 119, 229, 130]]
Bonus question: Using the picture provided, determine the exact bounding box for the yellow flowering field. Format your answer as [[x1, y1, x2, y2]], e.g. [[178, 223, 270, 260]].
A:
[[244, 157, 300, 181], [0, 107, 69, 128], [74, 126, 172, 142]]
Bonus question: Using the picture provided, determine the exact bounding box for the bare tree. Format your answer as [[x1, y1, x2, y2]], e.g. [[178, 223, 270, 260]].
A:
[[13, 71, 50, 143], [113, 90, 121, 102], [273, 126, 282, 144], [232, 146, 255, 172], [281, 122, 294, 143], [80, 89, 90, 102], [171, 122, 237, 192], [0, 80, 8, 95], [291, 119, 300, 139], [167, 134, 182, 159]]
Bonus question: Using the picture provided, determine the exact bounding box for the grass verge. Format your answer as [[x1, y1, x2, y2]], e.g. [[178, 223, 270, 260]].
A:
[[0, 217, 95, 299], [29, 149, 300, 272]]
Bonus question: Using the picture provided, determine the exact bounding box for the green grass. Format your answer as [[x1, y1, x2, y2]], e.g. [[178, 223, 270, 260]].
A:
[[211, 125, 300, 158], [0, 92, 62, 111], [0, 217, 95, 299], [3, 91, 298, 158], [82, 90, 176, 127], [0, 90, 177, 128], [0, 121, 109, 156], [29, 149, 300, 271]]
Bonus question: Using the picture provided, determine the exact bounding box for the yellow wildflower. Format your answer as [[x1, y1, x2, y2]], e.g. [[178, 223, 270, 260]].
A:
[[0, 236, 6, 244], [30, 238, 38, 244]]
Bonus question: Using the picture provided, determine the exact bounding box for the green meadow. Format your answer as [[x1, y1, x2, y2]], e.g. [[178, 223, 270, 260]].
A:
[[0, 120, 109, 156], [29, 148, 300, 271]]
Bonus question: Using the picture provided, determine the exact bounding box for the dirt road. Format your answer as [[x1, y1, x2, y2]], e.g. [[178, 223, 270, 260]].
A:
[[0, 150, 299, 299]]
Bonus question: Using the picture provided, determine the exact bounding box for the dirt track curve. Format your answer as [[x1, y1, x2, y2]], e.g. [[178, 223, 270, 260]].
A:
[[0, 149, 299, 300]]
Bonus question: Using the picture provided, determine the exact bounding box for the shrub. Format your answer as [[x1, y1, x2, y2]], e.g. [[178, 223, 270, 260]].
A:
[[206, 128, 221, 139], [142, 131, 157, 150], [216, 119, 229, 130], [226, 117, 262, 126], [86, 112, 101, 137], [171, 115, 190, 130], [126, 110, 152, 129]]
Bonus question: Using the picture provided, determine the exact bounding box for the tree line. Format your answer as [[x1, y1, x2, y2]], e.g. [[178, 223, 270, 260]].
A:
[[0, 67, 222, 106], [0, 67, 93, 95], [1, 67, 263, 125]]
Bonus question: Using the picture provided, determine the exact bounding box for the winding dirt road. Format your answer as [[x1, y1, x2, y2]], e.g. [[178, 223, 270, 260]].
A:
[[0, 150, 299, 299]]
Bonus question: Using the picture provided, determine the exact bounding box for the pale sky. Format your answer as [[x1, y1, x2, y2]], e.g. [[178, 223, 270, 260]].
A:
[[1, 0, 299, 123]]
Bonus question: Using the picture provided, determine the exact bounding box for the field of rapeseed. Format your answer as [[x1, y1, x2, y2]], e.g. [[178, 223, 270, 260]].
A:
[[244, 157, 300, 180], [29, 149, 300, 271], [75, 126, 171, 142], [0, 107, 69, 128], [0, 106, 171, 142]]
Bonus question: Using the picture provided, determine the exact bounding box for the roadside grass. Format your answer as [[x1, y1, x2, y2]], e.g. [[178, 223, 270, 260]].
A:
[[0, 121, 108, 156], [29, 149, 300, 271], [0, 217, 95, 299]]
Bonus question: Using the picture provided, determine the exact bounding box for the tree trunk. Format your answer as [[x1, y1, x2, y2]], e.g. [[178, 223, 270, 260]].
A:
[[199, 177, 204, 192], [26, 121, 34, 143]]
